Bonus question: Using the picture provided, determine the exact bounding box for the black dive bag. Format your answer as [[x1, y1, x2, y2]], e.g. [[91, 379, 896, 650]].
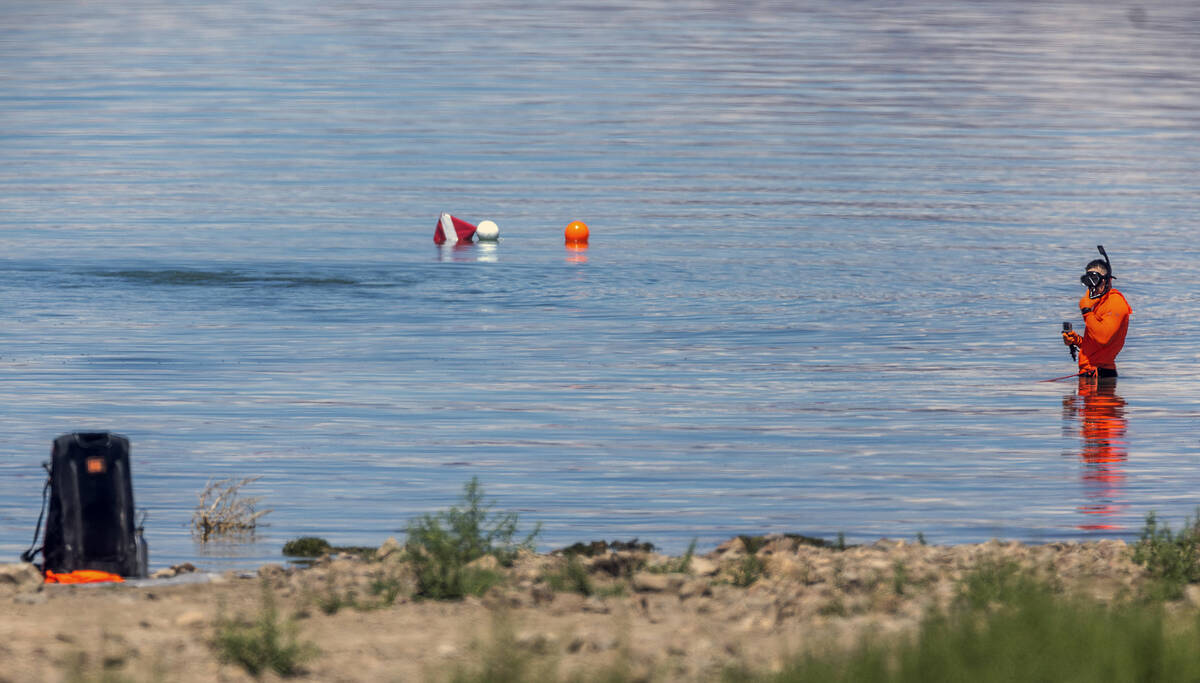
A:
[[36, 432, 148, 578]]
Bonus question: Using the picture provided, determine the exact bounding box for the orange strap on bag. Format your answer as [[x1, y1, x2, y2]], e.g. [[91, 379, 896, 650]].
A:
[[44, 569, 125, 584]]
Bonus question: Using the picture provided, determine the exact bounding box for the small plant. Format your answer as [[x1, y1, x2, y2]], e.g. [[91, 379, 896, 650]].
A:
[[304, 565, 406, 615], [957, 559, 1053, 611], [281, 536, 331, 557], [214, 586, 316, 678], [916, 532, 927, 546], [312, 571, 358, 615], [405, 477, 540, 600], [192, 476, 271, 541], [368, 569, 406, 607], [544, 555, 594, 596], [892, 560, 908, 596], [732, 556, 764, 588], [1132, 510, 1200, 599], [729, 535, 767, 587], [648, 539, 697, 574]]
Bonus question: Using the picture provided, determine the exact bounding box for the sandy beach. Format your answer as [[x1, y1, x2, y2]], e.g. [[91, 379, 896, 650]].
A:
[[2, 534, 1178, 682]]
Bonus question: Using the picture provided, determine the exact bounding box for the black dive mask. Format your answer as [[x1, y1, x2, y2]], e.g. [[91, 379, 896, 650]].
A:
[[1081, 271, 1108, 299]]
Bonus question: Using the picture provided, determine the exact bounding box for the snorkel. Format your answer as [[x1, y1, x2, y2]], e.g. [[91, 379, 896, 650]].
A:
[[1082, 244, 1113, 300]]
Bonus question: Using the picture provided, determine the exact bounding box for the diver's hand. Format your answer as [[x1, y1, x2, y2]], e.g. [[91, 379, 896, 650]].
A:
[[1079, 294, 1095, 316], [1062, 330, 1083, 347]]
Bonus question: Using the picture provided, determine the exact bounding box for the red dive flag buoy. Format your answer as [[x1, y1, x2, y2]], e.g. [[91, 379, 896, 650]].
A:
[[434, 213, 477, 245]]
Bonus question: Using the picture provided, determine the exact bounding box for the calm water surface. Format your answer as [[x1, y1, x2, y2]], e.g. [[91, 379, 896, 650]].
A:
[[2, 1, 1199, 570]]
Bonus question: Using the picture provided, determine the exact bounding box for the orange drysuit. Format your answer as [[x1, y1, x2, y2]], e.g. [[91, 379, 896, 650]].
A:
[[1076, 288, 1131, 374]]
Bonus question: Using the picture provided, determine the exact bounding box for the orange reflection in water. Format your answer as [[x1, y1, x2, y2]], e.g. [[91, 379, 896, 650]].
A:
[[565, 243, 588, 263], [1064, 377, 1127, 530]]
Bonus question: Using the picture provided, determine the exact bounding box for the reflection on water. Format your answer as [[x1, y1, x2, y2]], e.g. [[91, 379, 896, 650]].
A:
[[437, 243, 482, 263], [1064, 378, 1128, 530], [476, 243, 499, 264], [565, 244, 588, 264]]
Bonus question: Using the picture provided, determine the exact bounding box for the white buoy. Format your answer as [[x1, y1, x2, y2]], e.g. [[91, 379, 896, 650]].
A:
[[476, 220, 500, 241]]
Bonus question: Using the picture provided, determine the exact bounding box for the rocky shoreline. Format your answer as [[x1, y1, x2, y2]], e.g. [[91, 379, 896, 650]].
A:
[[0, 535, 1185, 682]]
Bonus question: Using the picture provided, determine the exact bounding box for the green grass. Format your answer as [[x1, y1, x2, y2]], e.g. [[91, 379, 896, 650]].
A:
[[405, 477, 540, 600], [955, 558, 1055, 610], [725, 535, 766, 587], [731, 554, 764, 588], [724, 563, 1200, 683], [646, 538, 697, 574], [1132, 510, 1200, 600], [544, 555, 595, 596], [213, 586, 317, 678]]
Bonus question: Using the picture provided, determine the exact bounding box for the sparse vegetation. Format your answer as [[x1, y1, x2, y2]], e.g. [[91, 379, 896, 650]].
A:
[[731, 536, 767, 587], [648, 538, 697, 574], [405, 477, 540, 600], [302, 564, 408, 615], [368, 569, 407, 606], [214, 586, 316, 678], [33, 521, 1200, 683], [311, 570, 358, 616], [725, 564, 1200, 683], [282, 536, 332, 557], [192, 476, 271, 541], [1132, 510, 1200, 600], [544, 555, 595, 596]]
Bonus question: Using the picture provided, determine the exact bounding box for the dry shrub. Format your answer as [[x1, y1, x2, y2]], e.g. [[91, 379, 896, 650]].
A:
[[192, 476, 271, 541]]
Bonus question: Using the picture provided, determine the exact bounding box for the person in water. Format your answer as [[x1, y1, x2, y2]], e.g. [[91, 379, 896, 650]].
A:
[[1062, 256, 1131, 378]]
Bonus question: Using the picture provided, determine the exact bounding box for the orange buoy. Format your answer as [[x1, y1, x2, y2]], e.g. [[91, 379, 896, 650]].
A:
[[564, 220, 589, 244]]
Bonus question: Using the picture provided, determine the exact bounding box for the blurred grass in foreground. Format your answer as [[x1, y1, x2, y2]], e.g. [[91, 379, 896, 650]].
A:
[[448, 559, 1200, 683], [725, 561, 1200, 683]]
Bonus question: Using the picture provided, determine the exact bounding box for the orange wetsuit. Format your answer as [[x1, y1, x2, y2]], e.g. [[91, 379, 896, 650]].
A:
[[1077, 288, 1131, 374]]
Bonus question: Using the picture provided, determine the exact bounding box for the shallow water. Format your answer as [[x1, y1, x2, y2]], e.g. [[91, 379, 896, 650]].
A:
[[2, 1, 1199, 570]]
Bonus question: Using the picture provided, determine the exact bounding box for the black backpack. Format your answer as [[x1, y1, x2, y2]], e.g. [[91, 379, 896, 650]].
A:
[[21, 432, 148, 578]]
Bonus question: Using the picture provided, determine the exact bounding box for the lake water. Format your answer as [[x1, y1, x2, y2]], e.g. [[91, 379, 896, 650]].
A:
[[2, 1, 1199, 571]]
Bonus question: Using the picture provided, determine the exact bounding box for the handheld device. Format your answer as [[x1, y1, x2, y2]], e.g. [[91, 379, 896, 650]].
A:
[[1062, 321, 1077, 361]]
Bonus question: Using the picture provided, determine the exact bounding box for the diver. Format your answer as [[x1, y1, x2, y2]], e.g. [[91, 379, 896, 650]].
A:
[[1062, 246, 1131, 379]]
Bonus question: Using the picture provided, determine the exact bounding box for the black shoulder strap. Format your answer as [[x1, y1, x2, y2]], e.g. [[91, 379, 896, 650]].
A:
[[19, 463, 51, 564]]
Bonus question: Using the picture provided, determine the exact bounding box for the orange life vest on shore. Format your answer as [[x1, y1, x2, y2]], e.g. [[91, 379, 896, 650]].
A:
[[44, 569, 125, 584]]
